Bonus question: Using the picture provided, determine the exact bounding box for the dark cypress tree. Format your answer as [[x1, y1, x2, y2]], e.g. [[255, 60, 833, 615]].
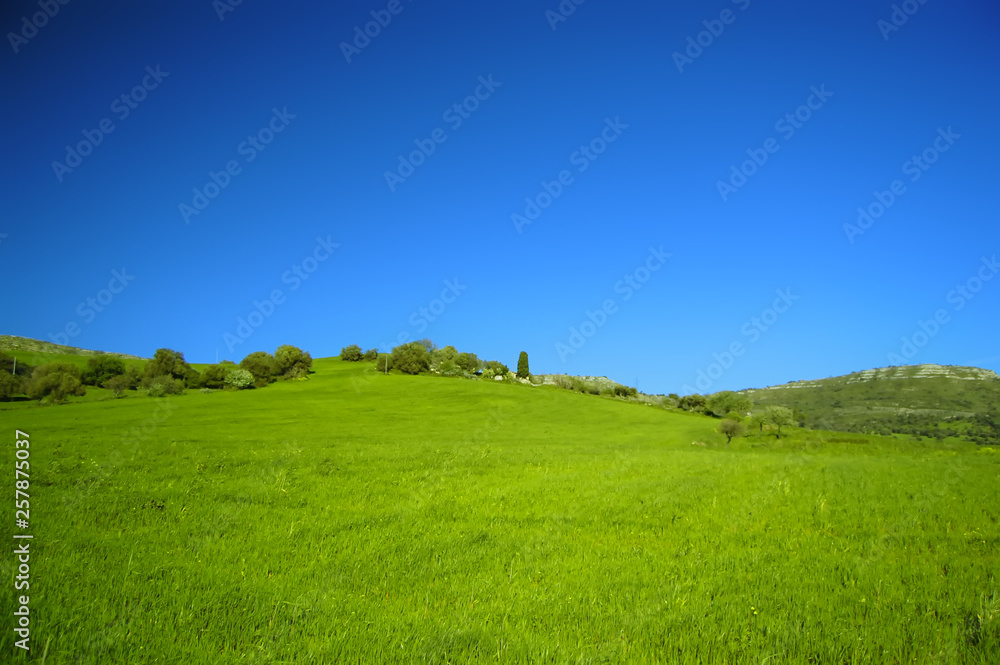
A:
[[516, 351, 530, 379]]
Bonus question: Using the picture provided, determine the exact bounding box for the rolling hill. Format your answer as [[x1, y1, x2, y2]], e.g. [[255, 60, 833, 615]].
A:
[[2, 354, 998, 661], [743, 364, 1000, 444]]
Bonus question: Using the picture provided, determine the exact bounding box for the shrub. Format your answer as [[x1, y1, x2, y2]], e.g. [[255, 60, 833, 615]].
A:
[[225, 369, 255, 389], [27, 363, 86, 404], [431, 346, 459, 365], [103, 375, 130, 398], [391, 342, 430, 375], [141, 374, 185, 397], [438, 360, 464, 376], [201, 364, 229, 389], [122, 366, 142, 390], [484, 360, 509, 377], [679, 394, 707, 412], [183, 367, 203, 389], [240, 351, 277, 387], [456, 352, 480, 372], [275, 345, 312, 378], [373, 353, 393, 373], [362, 348, 378, 362], [613, 385, 638, 398], [340, 345, 363, 362], [82, 355, 126, 386], [0, 373, 24, 401]]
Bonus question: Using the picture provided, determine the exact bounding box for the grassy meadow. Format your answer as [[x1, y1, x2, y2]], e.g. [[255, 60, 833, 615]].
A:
[[2, 358, 998, 663]]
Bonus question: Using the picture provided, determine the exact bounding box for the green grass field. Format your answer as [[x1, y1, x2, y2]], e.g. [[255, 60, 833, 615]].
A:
[[2, 358, 998, 663]]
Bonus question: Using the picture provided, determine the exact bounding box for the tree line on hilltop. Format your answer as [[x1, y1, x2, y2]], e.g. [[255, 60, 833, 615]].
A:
[[0, 345, 312, 404], [338, 340, 524, 380]]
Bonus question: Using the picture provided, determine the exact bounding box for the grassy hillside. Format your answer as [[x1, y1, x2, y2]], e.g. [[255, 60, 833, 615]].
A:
[[1, 358, 998, 663], [745, 364, 1000, 445]]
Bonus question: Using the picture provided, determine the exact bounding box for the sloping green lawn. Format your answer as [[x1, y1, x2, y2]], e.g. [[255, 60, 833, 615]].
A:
[[1, 359, 997, 663]]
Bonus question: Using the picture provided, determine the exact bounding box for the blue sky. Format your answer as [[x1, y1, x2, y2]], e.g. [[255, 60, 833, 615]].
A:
[[2, 0, 998, 395]]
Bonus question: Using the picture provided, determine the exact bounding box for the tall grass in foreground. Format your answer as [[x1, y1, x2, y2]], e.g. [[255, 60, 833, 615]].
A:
[[1, 359, 997, 663]]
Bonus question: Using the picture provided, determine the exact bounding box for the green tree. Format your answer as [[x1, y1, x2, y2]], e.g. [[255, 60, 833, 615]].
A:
[[340, 345, 363, 362], [183, 367, 203, 389], [706, 391, 752, 418], [201, 364, 229, 389], [0, 373, 24, 401], [240, 351, 277, 387], [104, 375, 130, 398], [145, 349, 191, 380], [391, 342, 430, 375], [517, 351, 530, 379], [81, 355, 126, 386], [431, 346, 459, 366], [484, 360, 509, 377], [678, 394, 707, 412], [765, 406, 795, 438], [27, 363, 86, 404], [362, 348, 378, 362], [456, 352, 480, 372], [748, 411, 768, 437], [613, 384, 638, 398], [122, 366, 142, 390], [718, 418, 746, 448], [275, 345, 312, 378]]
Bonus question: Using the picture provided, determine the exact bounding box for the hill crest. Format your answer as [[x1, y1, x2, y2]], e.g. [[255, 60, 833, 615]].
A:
[[0, 335, 145, 359], [745, 364, 998, 393]]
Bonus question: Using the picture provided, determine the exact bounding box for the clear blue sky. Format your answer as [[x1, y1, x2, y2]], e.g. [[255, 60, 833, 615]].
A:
[[2, 0, 998, 395]]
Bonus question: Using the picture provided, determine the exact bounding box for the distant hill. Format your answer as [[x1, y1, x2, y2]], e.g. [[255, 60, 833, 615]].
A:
[[0, 335, 146, 360], [743, 364, 1000, 445]]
